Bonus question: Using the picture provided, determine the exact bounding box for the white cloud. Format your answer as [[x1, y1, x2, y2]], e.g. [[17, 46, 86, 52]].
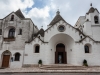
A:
[[46, 0, 100, 26], [49, 0, 71, 15], [25, 6, 50, 29], [0, 0, 34, 18], [28, 0, 71, 29], [47, 0, 72, 25], [0, 0, 100, 30], [27, 6, 50, 19]]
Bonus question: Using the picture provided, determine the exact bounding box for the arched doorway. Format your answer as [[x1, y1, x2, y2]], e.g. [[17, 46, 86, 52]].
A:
[[55, 43, 67, 64], [2, 50, 11, 68]]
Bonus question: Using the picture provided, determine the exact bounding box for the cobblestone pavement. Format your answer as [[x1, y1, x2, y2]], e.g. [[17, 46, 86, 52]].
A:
[[0, 73, 100, 75]]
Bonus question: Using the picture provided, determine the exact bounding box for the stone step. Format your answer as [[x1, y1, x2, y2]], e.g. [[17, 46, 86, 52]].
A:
[[22, 64, 38, 68], [40, 64, 87, 70], [42, 64, 84, 67], [40, 67, 86, 70]]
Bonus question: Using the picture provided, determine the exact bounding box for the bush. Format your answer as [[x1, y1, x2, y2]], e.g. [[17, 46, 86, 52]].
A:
[[83, 59, 88, 67], [38, 59, 42, 65]]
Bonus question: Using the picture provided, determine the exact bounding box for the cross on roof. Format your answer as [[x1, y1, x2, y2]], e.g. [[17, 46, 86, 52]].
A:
[[90, 3, 92, 7]]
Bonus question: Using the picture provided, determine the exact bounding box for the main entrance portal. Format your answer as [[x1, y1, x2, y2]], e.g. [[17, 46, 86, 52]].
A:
[[55, 43, 67, 64]]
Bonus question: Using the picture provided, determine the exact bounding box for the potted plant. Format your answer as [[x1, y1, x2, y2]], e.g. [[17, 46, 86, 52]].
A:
[[83, 59, 88, 67], [38, 59, 42, 67]]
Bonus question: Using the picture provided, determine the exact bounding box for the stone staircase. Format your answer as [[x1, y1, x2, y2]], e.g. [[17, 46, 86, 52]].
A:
[[22, 64, 38, 68], [40, 64, 87, 70]]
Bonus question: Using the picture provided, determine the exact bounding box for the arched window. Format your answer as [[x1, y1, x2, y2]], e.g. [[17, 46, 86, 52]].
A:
[[84, 44, 92, 53], [19, 29, 22, 35], [14, 53, 20, 61], [80, 36, 82, 39], [85, 45, 89, 53], [35, 45, 40, 53], [10, 15, 14, 21], [8, 28, 15, 38], [94, 16, 99, 24], [86, 19, 89, 21]]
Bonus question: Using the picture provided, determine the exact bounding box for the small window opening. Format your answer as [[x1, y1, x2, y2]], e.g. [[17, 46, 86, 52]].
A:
[[80, 36, 82, 39], [19, 29, 22, 35], [85, 45, 89, 53], [0, 29, 2, 35], [94, 16, 99, 24], [35, 45, 39, 53], [10, 15, 14, 21], [14, 53, 20, 61], [86, 19, 89, 21], [38, 36, 40, 38]]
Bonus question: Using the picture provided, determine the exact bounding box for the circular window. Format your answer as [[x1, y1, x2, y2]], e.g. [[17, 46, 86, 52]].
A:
[[58, 25, 65, 32]]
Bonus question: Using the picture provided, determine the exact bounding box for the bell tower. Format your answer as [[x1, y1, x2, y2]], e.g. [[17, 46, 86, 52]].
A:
[[83, 3, 100, 41]]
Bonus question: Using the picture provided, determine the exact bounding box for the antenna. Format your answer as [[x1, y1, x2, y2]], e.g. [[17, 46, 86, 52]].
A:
[[57, 6, 59, 11]]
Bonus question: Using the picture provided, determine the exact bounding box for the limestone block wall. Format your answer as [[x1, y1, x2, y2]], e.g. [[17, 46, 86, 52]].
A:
[[0, 12, 38, 68], [0, 12, 38, 50], [0, 50, 24, 68]]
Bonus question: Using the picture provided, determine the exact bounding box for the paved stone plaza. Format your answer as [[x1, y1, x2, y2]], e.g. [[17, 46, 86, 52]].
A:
[[0, 66, 100, 73], [0, 73, 100, 75]]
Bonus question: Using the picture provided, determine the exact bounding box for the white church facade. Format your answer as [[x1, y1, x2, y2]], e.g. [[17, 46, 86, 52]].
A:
[[0, 5, 100, 68]]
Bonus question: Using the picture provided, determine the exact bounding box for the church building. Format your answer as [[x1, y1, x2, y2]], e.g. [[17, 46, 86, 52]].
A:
[[0, 5, 100, 68]]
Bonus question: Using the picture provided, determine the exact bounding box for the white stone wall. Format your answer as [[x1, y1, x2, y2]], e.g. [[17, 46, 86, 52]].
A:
[[48, 33, 74, 64], [84, 10, 100, 41], [24, 19, 100, 66], [43, 20, 81, 64], [24, 38, 47, 65], [44, 20, 81, 42], [24, 20, 82, 65], [73, 37, 100, 66], [92, 25, 100, 41], [83, 21, 92, 36], [0, 50, 23, 68]]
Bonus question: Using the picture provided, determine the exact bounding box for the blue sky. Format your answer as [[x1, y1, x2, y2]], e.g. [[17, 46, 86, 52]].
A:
[[26, 0, 45, 11], [33, 0, 46, 8], [0, 0, 100, 29]]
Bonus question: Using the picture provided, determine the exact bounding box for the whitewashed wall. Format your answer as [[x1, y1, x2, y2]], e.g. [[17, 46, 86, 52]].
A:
[[73, 37, 100, 66]]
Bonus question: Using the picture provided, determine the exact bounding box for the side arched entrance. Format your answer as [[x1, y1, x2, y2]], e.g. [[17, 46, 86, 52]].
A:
[[55, 43, 67, 64], [2, 50, 11, 68]]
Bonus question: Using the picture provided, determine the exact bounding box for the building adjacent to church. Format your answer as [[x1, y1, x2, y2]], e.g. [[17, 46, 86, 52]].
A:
[[0, 5, 100, 68]]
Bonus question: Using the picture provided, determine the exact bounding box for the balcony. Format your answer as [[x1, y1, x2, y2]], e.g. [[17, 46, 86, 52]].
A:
[[3, 37, 15, 41]]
